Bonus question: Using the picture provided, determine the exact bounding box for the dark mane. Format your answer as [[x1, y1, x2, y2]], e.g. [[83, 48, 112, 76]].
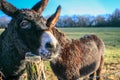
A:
[[52, 27, 68, 46]]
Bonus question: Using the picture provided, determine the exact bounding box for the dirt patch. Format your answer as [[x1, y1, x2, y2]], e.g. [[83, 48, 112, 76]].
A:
[[103, 63, 120, 80]]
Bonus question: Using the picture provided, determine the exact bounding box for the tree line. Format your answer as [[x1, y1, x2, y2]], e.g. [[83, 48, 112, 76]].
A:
[[56, 9, 120, 27], [0, 8, 120, 28]]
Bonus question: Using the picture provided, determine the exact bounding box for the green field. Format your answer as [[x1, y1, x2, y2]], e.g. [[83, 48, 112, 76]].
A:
[[0, 28, 120, 79]]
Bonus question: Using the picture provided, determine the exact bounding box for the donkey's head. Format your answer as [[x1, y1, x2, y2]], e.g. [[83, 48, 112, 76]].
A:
[[0, 0, 61, 60]]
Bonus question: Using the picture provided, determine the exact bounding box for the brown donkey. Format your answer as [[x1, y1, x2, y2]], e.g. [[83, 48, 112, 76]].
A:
[[50, 27, 105, 80], [0, 0, 61, 79]]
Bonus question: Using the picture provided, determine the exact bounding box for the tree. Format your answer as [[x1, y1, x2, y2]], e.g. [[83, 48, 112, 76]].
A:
[[110, 9, 120, 26], [95, 15, 106, 27]]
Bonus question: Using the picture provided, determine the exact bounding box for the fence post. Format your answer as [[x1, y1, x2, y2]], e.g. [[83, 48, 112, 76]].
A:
[[25, 53, 46, 80]]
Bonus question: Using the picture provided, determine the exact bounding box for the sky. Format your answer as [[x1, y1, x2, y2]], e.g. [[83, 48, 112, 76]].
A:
[[0, 0, 120, 17]]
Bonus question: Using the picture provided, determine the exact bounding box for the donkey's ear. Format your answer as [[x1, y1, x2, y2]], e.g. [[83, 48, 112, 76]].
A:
[[32, 0, 48, 14], [0, 0, 18, 17], [46, 5, 61, 28]]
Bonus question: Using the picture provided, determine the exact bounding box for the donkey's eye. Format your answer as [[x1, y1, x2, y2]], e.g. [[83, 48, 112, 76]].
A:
[[20, 20, 32, 29]]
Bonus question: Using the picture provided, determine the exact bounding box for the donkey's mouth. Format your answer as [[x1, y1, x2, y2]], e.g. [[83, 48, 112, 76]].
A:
[[25, 52, 51, 60], [38, 50, 59, 61], [39, 52, 52, 60]]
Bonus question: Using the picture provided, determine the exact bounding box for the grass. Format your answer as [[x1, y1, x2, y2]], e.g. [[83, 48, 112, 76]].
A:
[[0, 27, 120, 79]]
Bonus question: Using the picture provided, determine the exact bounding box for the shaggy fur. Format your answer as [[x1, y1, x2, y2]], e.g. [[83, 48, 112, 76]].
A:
[[0, 0, 61, 79], [50, 27, 105, 80]]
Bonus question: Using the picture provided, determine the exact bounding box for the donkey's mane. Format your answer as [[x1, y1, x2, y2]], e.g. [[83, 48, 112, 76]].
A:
[[52, 27, 69, 46]]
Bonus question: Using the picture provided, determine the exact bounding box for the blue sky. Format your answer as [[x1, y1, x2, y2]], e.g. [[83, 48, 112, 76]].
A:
[[0, 0, 120, 17]]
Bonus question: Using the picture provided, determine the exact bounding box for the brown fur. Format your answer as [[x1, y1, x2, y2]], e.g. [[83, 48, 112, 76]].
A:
[[50, 28, 105, 80]]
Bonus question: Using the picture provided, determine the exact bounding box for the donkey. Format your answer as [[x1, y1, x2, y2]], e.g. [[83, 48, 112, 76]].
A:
[[0, 0, 61, 79], [50, 27, 105, 80]]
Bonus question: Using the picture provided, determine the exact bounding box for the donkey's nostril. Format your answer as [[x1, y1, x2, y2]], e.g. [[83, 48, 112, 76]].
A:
[[45, 42, 54, 49]]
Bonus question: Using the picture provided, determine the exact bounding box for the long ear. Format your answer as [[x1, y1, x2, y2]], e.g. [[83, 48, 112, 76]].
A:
[[46, 5, 61, 28], [0, 0, 18, 17], [32, 0, 48, 14]]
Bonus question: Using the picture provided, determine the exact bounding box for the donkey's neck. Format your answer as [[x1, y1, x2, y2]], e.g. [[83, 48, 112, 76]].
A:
[[0, 28, 29, 77], [1, 27, 29, 55]]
